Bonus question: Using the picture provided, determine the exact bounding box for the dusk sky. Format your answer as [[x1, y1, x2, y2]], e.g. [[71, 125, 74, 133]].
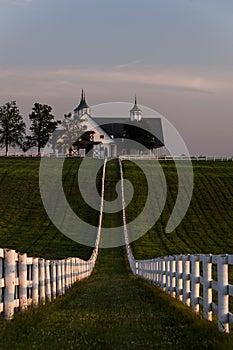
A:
[[0, 0, 233, 155]]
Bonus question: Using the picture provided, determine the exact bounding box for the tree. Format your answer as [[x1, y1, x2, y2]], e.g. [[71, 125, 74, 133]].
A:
[[21, 135, 35, 153], [55, 113, 87, 155], [29, 103, 58, 154], [0, 101, 26, 156]]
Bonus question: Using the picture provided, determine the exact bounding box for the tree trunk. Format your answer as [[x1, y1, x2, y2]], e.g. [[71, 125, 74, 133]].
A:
[[5, 139, 8, 157], [5, 125, 8, 156], [38, 128, 41, 155]]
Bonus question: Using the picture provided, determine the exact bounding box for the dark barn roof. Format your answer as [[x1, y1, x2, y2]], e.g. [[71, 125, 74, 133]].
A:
[[92, 117, 164, 148]]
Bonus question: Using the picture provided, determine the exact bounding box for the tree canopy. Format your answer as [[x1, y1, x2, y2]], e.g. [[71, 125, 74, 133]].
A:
[[29, 103, 58, 154], [0, 101, 26, 156], [55, 113, 87, 155]]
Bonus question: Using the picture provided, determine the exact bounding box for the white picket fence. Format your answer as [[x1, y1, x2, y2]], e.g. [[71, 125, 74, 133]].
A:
[[120, 155, 233, 161], [119, 158, 233, 333], [0, 158, 107, 321], [0, 249, 97, 320], [135, 254, 233, 333]]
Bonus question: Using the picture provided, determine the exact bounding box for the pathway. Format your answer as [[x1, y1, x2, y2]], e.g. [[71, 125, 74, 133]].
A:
[[1, 160, 232, 349]]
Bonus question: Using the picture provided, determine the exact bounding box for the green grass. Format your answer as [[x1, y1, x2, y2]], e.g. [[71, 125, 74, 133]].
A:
[[2, 247, 233, 350], [0, 159, 233, 350], [1, 159, 233, 349], [123, 160, 233, 333], [123, 160, 233, 259], [0, 157, 101, 259]]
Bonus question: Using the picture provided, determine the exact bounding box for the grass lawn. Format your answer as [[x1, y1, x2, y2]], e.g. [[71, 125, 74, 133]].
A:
[[0, 159, 233, 350], [1, 159, 233, 349], [123, 160, 233, 258], [2, 246, 233, 350], [0, 157, 101, 259]]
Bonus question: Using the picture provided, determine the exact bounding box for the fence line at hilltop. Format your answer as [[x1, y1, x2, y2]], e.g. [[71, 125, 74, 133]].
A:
[[0, 151, 232, 162], [120, 155, 233, 161], [0, 159, 107, 321], [119, 158, 233, 333]]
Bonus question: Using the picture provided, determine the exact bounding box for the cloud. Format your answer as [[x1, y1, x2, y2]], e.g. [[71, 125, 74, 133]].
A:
[[0, 0, 32, 5], [1, 64, 232, 156], [0, 65, 231, 102], [1, 63, 233, 121], [114, 60, 144, 70]]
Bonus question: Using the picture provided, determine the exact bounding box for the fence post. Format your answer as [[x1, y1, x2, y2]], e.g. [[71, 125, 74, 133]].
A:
[[75, 258, 79, 281], [149, 260, 152, 281], [154, 260, 158, 284], [32, 258, 39, 306], [182, 255, 191, 307], [50, 261, 56, 299], [152, 260, 156, 283], [217, 255, 229, 333], [65, 259, 69, 290], [45, 260, 51, 302], [137, 259, 141, 278], [76, 258, 80, 281], [148, 261, 151, 280], [176, 256, 183, 301], [56, 261, 62, 296], [135, 261, 138, 276], [162, 259, 166, 291], [191, 254, 200, 314], [4, 249, 16, 320], [73, 258, 76, 282], [72, 258, 76, 282], [68, 258, 71, 286], [165, 257, 170, 294], [79, 261, 83, 280], [81, 260, 85, 279], [61, 260, 65, 294], [39, 258, 45, 304], [18, 253, 27, 311], [71, 258, 75, 284], [170, 257, 176, 298], [203, 255, 212, 321]]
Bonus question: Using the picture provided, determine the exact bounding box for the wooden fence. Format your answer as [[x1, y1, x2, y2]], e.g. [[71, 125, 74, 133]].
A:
[[120, 155, 233, 161], [119, 158, 233, 333], [0, 248, 97, 320], [134, 254, 233, 333], [0, 158, 107, 321]]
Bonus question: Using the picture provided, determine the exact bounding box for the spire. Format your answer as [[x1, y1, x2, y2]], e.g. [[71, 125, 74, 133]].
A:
[[130, 94, 142, 121], [74, 89, 91, 115], [83, 91, 87, 104], [82, 91, 89, 108], [130, 95, 141, 112]]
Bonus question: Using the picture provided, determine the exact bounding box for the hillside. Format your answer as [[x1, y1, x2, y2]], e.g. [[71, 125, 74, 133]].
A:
[[1, 159, 233, 350], [0, 157, 102, 260], [122, 160, 233, 259]]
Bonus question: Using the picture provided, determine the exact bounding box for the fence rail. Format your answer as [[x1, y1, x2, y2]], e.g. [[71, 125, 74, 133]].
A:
[[119, 158, 233, 333], [0, 158, 107, 320], [0, 248, 97, 320], [120, 155, 233, 161], [135, 254, 233, 333]]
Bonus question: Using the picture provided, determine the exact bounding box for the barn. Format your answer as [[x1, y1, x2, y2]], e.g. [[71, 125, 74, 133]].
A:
[[54, 90, 164, 158]]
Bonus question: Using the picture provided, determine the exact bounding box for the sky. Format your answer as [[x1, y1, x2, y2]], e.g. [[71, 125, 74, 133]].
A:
[[0, 0, 233, 156]]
